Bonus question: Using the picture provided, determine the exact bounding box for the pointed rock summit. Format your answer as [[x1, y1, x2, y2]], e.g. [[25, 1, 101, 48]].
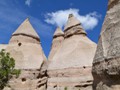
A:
[[47, 14, 96, 90], [48, 27, 64, 61], [92, 0, 120, 90], [64, 14, 86, 38], [5, 18, 47, 90], [64, 14, 80, 30], [8, 18, 46, 69], [53, 27, 64, 38], [12, 18, 39, 40]]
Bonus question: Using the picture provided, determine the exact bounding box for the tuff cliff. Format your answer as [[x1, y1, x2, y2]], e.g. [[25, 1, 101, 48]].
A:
[[92, 0, 120, 90]]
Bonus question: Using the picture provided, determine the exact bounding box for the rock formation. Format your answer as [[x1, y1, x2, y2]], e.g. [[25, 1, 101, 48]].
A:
[[47, 14, 97, 90], [92, 0, 120, 90], [4, 18, 47, 90], [0, 44, 7, 51], [48, 27, 64, 61]]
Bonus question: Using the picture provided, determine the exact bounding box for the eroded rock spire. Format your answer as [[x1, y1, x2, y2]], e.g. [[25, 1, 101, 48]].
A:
[[48, 27, 64, 61], [64, 14, 86, 38], [5, 18, 47, 90], [47, 14, 96, 90], [12, 18, 39, 40]]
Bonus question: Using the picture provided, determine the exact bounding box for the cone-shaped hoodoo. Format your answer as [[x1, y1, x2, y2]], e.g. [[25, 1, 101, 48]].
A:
[[7, 18, 46, 69], [47, 14, 96, 90], [48, 27, 64, 61], [5, 18, 47, 90]]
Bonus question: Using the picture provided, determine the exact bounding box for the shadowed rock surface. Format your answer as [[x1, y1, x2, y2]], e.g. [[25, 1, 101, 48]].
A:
[[47, 14, 96, 90], [92, 0, 120, 90], [3, 18, 47, 90]]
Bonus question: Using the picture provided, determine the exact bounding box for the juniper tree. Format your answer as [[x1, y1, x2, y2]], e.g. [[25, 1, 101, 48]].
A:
[[0, 49, 20, 89]]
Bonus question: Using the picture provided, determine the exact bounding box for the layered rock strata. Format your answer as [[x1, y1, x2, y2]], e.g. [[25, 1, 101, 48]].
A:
[[92, 0, 120, 90], [4, 18, 47, 90], [47, 14, 96, 90]]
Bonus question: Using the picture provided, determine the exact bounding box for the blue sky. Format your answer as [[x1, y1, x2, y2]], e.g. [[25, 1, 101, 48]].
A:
[[0, 0, 108, 57]]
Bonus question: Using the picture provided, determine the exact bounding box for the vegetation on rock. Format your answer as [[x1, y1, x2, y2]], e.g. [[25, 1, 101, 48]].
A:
[[0, 49, 21, 90], [64, 87, 68, 90]]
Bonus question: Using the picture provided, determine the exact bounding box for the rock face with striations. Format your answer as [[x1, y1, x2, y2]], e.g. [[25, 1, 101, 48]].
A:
[[4, 18, 47, 90], [47, 14, 97, 90], [92, 0, 120, 90], [48, 27, 64, 61]]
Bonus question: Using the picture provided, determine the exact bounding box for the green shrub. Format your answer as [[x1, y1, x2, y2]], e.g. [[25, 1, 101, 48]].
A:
[[64, 87, 67, 90], [0, 49, 21, 89]]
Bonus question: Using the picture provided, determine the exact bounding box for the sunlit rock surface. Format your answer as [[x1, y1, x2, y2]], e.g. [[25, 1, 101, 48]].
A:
[[48, 27, 64, 62], [47, 14, 96, 90], [4, 18, 47, 90]]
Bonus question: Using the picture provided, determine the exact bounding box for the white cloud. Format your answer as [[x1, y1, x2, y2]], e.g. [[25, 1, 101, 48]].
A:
[[25, 0, 32, 6], [45, 8, 101, 30]]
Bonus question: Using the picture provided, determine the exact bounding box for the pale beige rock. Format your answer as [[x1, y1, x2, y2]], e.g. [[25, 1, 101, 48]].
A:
[[64, 14, 86, 38], [53, 27, 64, 38], [48, 35, 96, 70], [47, 14, 96, 90], [12, 18, 39, 40], [4, 18, 47, 90], [92, 0, 120, 90], [0, 44, 7, 51], [6, 18, 46, 69], [48, 27, 64, 61]]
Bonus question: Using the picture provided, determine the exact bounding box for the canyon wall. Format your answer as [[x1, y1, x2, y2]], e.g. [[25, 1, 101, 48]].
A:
[[92, 0, 120, 90]]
